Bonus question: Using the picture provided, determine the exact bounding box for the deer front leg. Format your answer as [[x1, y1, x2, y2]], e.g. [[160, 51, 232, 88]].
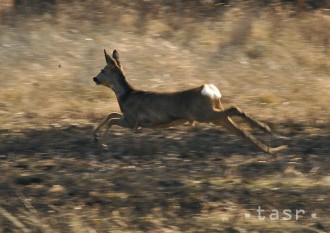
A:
[[93, 112, 123, 140], [96, 117, 130, 150], [103, 117, 130, 137]]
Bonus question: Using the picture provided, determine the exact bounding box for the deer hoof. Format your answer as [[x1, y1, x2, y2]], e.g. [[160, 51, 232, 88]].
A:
[[93, 133, 100, 143], [100, 143, 108, 151], [268, 145, 288, 156], [263, 123, 272, 133]]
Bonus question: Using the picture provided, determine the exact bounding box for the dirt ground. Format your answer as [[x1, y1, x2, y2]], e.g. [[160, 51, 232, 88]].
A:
[[0, 1, 330, 232], [1, 120, 330, 232]]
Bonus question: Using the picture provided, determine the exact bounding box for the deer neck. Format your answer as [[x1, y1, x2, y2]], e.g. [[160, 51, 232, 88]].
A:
[[113, 72, 134, 106]]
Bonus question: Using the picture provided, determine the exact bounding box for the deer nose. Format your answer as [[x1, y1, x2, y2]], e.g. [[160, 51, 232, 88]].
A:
[[93, 77, 100, 84]]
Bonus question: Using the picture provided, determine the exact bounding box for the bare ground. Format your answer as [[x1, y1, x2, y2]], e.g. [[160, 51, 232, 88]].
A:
[[0, 121, 329, 232]]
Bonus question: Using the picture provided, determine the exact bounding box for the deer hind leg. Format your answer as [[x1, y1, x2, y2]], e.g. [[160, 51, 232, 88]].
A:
[[213, 117, 286, 155], [216, 107, 272, 133], [213, 98, 224, 111]]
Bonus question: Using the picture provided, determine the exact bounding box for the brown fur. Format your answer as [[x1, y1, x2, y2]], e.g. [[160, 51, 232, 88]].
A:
[[92, 49, 287, 155]]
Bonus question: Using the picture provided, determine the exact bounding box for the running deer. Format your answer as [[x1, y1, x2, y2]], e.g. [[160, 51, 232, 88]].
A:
[[92, 49, 286, 155]]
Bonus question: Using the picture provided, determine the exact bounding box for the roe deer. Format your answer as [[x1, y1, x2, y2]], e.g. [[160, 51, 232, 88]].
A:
[[92, 49, 287, 155]]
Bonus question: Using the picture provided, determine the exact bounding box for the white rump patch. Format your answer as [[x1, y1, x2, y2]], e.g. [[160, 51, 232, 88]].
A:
[[201, 84, 221, 99]]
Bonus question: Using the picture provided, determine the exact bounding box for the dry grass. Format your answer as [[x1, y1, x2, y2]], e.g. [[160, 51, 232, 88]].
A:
[[0, 1, 330, 232], [1, 1, 330, 127]]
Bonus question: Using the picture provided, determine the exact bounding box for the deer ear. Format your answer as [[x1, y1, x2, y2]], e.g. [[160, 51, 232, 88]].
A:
[[104, 49, 117, 68], [112, 50, 121, 68]]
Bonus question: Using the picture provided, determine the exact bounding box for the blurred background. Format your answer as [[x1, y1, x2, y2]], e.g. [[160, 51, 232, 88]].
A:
[[0, 0, 330, 232]]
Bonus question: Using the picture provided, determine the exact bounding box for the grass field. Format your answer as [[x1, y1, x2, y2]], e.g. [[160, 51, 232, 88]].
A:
[[0, 1, 330, 232]]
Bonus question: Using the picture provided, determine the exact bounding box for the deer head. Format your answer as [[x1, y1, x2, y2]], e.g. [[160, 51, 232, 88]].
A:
[[93, 50, 133, 99], [93, 50, 121, 87], [93, 50, 131, 97]]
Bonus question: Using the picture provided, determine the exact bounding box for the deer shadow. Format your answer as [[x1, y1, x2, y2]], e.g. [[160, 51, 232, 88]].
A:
[[1, 122, 329, 159], [1, 124, 282, 158]]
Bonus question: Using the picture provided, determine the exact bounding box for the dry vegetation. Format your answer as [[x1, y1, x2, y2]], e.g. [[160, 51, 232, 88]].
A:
[[0, 0, 330, 232]]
